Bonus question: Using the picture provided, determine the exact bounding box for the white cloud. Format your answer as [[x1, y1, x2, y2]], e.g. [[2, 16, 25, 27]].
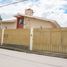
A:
[[0, 0, 67, 27], [36, 0, 67, 27]]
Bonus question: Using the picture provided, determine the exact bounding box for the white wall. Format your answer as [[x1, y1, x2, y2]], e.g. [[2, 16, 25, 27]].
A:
[[0, 22, 17, 29], [24, 17, 57, 28]]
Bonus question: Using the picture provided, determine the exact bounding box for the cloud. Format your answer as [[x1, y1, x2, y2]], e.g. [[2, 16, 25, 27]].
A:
[[0, 0, 67, 27], [36, 0, 67, 27]]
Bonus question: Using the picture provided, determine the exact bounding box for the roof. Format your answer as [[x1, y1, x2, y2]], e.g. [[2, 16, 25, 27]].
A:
[[0, 19, 16, 23], [15, 14, 60, 28]]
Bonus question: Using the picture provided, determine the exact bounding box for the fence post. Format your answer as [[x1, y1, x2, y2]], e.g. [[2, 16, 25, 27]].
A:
[[1, 29, 5, 45], [30, 28, 33, 50]]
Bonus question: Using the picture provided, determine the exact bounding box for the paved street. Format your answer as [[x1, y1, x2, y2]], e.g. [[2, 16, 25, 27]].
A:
[[0, 48, 67, 67]]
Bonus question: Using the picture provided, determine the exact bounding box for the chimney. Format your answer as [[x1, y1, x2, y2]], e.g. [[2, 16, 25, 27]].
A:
[[25, 8, 34, 16]]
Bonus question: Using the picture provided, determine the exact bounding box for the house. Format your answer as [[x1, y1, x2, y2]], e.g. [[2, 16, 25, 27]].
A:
[[15, 8, 60, 29], [0, 19, 16, 29], [0, 8, 60, 29]]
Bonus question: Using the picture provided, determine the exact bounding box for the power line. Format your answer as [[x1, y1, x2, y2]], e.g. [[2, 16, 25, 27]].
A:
[[0, 0, 27, 8]]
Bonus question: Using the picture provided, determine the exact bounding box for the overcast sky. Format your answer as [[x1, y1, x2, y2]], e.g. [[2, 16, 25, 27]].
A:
[[0, 0, 67, 27]]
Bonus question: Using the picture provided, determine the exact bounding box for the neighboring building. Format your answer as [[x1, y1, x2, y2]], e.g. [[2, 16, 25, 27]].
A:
[[15, 8, 60, 29], [0, 19, 16, 29]]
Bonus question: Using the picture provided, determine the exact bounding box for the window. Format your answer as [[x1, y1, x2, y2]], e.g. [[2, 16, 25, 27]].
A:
[[19, 19, 24, 25]]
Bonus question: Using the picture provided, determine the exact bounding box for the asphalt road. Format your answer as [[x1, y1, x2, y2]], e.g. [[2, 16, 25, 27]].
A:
[[0, 48, 67, 67]]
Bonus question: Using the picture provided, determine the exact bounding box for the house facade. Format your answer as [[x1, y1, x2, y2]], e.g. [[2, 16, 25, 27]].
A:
[[15, 8, 60, 29], [0, 8, 60, 29], [0, 19, 16, 29]]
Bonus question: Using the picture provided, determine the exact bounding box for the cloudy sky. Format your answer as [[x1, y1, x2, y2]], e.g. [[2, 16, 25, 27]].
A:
[[0, 0, 67, 27]]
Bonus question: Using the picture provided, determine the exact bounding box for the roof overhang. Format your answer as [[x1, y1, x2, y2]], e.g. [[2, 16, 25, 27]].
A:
[[14, 14, 60, 28]]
